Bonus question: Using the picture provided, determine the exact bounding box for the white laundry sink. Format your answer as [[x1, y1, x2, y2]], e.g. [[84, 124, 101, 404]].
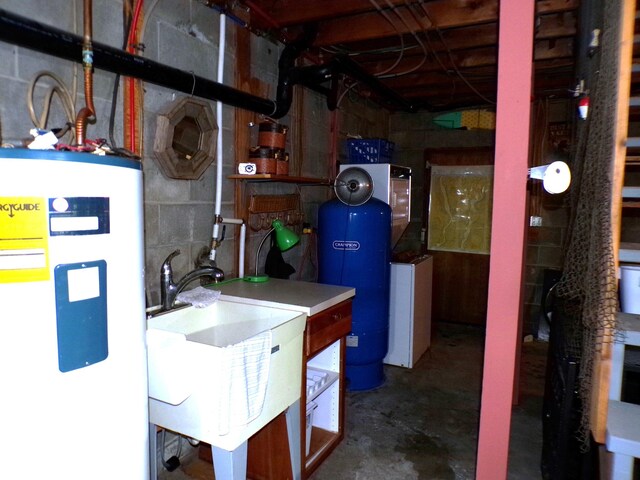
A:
[[147, 299, 306, 452]]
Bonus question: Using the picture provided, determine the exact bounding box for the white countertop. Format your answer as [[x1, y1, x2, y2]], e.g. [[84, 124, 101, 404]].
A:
[[214, 278, 355, 316]]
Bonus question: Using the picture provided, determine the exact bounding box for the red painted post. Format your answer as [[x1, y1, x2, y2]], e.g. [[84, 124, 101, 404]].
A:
[[475, 0, 535, 478]]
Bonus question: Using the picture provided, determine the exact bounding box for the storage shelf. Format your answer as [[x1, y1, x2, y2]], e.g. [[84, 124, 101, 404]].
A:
[[622, 186, 640, 198], [627, 138, 640, 148], [229, 174, 330, 184], [606, 400, 640, 457], [620, 242, 640, 262], [306, 367, 339, 403], [306, 426, 339, 468], [616, 312, 640, 344]]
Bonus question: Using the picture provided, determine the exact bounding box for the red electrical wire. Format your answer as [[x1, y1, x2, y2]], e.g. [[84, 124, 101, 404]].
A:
[[127, 0, 143, 51]]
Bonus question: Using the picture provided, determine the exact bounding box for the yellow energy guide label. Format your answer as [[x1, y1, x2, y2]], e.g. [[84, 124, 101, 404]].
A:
[[0, 197, 49, 282]]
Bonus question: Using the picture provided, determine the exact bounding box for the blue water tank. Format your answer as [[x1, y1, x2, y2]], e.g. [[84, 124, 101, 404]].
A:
[[318, 197, 391, 390]]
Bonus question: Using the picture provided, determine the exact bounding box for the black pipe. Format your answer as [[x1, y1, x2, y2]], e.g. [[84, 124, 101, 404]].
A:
[[272, 26, 416, 115], [331, 55, 416, 113], [272, 26, 320, 118], [0, 9, 415, 118], [0, 9, 278, 117]]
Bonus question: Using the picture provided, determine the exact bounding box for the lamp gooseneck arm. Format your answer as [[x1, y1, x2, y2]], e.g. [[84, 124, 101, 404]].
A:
[[254, 227, 275, 276]]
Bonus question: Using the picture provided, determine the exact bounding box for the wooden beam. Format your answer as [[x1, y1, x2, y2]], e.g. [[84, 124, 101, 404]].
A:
[[378, 57, 572, 90], [355, 38, 572, 80], [590, 0, 637, 445], [314, 0, 500, 47], [262, 0, 577, 29], [234, 12, 252, 277], [346, 14, 574, 63], [475, 0, 535, 478], [308, 0, 577, 47], [384, 69, 572, 107]]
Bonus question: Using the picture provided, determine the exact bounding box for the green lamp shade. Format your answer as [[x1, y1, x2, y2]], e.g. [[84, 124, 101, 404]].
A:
[[272, 219, 299, 251], [244, 219, 300, 283]]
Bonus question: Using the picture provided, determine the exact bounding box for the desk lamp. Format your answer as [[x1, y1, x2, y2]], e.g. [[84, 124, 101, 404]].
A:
[[244, 219, 299, 283]]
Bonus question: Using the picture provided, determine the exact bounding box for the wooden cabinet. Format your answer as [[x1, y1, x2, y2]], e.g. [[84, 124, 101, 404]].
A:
[[245, 299, 352, 479], [302, 300, 351, 477]]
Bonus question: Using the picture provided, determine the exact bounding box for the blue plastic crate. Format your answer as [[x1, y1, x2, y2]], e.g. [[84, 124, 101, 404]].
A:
[[347, 138, 394, 164]]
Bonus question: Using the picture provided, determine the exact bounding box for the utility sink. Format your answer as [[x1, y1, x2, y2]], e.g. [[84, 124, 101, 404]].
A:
[[147, 299, 306, 452]]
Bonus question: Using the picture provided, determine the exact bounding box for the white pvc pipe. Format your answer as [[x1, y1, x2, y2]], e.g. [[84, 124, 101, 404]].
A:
[[220, 218, 244, 225], [214, 12, 226, 218], [209, 12, 246, 278], [210, 12, 226, 262], [238, 224, 246, 278]]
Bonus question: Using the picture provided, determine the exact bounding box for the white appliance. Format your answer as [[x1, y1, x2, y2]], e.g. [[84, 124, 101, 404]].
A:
[[0, 150, 149, 479], [339, 163, 411, 246], [384, 255, 433, 368]]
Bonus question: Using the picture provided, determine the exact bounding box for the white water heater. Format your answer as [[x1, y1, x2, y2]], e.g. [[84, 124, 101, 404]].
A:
[[0, 150, 149, 479]]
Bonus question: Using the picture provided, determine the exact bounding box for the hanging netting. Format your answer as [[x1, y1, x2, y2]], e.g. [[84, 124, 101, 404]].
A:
[[553, 0, 622, 447]]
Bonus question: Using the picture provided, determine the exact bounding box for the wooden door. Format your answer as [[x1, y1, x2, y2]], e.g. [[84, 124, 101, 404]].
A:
[[424, 147, 495, 326]]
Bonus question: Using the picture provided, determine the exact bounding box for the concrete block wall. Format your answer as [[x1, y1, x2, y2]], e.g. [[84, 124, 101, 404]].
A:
[[140, 1, 239, 304], [389, 106, 570, 336], [0, 0, 125, 146], [389, 110, 496, 226], [0, 1, 571, 333], [0, 0, 296, 304]]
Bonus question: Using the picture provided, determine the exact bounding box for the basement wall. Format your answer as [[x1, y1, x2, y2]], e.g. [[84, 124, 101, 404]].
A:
[[0, 0, 569, 335], [390, 104, 571, 336], [0, 0, 390, 304]]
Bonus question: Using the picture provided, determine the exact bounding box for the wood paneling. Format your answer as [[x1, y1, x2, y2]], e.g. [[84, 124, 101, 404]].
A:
[[431, 251, 491, 325]]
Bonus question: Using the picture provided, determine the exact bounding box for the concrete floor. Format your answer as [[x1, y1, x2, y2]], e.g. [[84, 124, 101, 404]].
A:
[[157, 323, 547, 480]]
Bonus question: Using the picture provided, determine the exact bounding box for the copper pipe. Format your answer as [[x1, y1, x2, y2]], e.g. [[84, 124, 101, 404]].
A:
[[83, 0, 92, 45], [75, 0, 96, 146]]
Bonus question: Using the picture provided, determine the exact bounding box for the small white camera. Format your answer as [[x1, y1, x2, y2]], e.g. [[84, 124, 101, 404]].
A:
[[238, 163, 256, 175]]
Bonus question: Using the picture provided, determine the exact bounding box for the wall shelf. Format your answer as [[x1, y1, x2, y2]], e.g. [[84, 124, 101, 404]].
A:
[[229, 174, 330, 184]]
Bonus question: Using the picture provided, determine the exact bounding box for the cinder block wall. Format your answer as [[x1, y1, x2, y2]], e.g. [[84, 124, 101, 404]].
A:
[[390, 106, 571, 336], [389, 110, 496, 225], [0, 1, 322, 302], [138, 1, 241, 304]]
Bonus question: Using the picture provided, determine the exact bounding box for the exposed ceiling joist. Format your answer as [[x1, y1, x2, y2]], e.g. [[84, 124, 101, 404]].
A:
[[232, 0, 581, 111]]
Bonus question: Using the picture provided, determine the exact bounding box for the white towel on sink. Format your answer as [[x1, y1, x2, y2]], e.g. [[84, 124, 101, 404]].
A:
[[218, 330, 272, 436]]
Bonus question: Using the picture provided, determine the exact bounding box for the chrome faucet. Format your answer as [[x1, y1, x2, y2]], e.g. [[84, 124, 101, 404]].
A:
[[160, 249, 225, 311]]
